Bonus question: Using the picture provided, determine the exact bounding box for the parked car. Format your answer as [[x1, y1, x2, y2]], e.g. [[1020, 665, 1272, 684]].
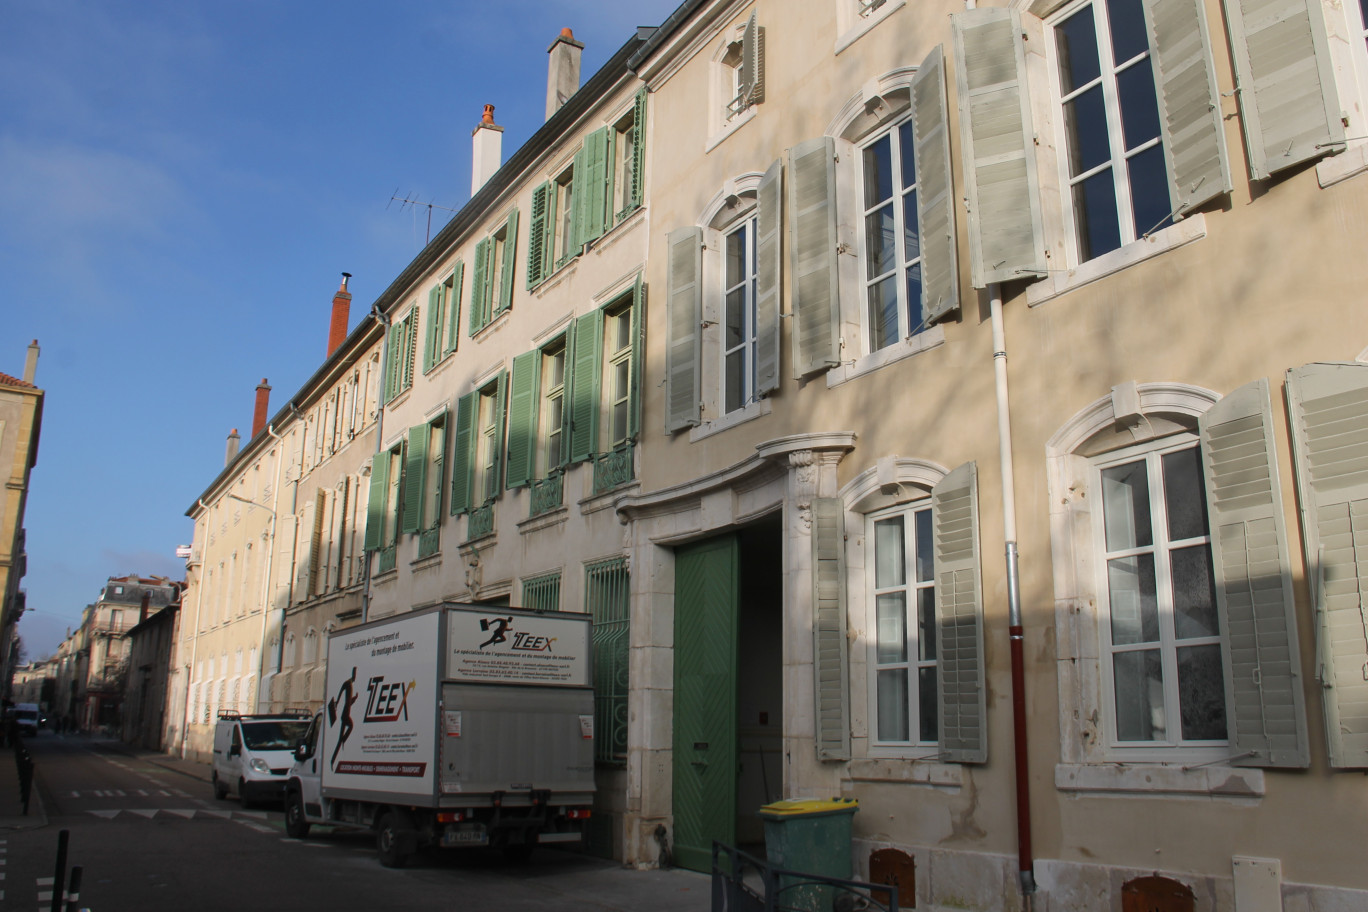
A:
[[212, 711, 312, 807]]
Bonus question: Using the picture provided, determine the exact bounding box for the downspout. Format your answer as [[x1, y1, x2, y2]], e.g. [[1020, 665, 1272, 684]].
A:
[[990, 283, 1035, 895], [253, 422, 284, 711], [180, 499, 211, 759], [361, 306, 391, 624]]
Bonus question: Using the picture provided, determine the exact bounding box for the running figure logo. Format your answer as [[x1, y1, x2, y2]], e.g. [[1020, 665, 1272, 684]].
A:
[[478, 616, 514, 649], [327, 667, 359, 770]]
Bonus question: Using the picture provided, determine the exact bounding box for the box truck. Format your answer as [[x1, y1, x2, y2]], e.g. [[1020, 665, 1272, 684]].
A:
[[283, 603, 596, 866]]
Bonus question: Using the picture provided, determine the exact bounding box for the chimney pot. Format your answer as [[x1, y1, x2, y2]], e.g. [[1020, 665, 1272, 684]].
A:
[[328, 274, 353, 357]]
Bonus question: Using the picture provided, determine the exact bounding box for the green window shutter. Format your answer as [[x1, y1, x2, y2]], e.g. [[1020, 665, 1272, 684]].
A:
[[423, 286, 442, 373], [401, 425, 428, 534], [665, 226, 702, 432], [384, 326, 400, 402], [569, 311, 603, 463], [570, 144, 592, 258], [470, 237, 491, 335], [559, 319, 578, 468], [403, 306, 419, 391], [628, 275, 645, 442], [812, 497, 850, 761], [1199, 379, 1309, 768], [1286, 364, 1368, 768], [527, 182, 552, 290], [912, 45, 960, 326], [496, 209, 518, 316], [754, 158, 782, 397], [491, 370, 508, 493], [933, 462, 987, 764], [580, 127, 613, 246], [449, 392, 477, 515], [628, 88, 648, 212], [505, 351, 541, 489], [1222, 0, 1343, 180], [787, 137, 840, 378], [363, 454, 390, 550], [1140, 0, 1231, 214], [950, 8, 1047, 288], [445, 262, 464, 356]]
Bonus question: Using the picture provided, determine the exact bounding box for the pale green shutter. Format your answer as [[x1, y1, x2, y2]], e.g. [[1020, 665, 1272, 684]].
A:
[[363, 455, 389, 550], [470, 237, 490, 335], [739, 12, 763, 106], [755, 158, 782, 396], [445, 262, 464, 356], [665, 226, 702, 432], [628, 276, 644, 442], [423, 286, 442, 373], [491, 370, 508, 493], [1222, 0, 1343, 179], [628, 88, 648, 213], [951, 9, 1047, 288], [1140, 0, 1231, 214], [403, 306, 418, 391], [911, 45, 960, 326], [580, 127, 613, 246], [788, 137, 840, 378], [559, 320, 577, 467], [1199, 379, 1309, 768], [1286, 363, 1368, 768], [933, 462, 987, 763], [401, 425, 428, 534], [384, 325, 400, 402], [812, 497, 849, 761], [496, 209, 518, 316], [527, 183, 552, 290], [505, 351, 541, 489], [570, 144, 592, 260], [449, 392, 476, 515], [569, 311, 602, 463]]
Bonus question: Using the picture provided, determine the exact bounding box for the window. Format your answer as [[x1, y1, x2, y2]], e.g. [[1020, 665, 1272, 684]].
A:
[[710, 13, 764, 142], [541, 344, 567, 474], [586, 557, 630, 765], [423, 265, 463, 373], [362, 442, 404, 560], [1094, 441, 1225, 747], [384, 306, 419, 402], [859, 119, 925, 351], [400, 415, 446, 558], [722, 216, 759, 414], [1051, 0, 1171, 263], [528, 117, 626, 292], [476, 384, 502, 504], [867, 503, 937, 746], [469, 210, 519, 334], [612, 91, 647, 221], [522, 571, 561, 612], [604, 304, 635, 448], [553, 167, 576, 269], [860, 0, 888, 16], [449, 373, 507, 516]]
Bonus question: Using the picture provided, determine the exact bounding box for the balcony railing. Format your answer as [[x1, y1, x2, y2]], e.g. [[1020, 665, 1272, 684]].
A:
[[592, 443, 635, 496], [467, 503, 495, 540], [529, 473, 564, 517]]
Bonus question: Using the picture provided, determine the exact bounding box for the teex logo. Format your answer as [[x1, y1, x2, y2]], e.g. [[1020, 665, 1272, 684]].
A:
[[511, 632, 557, 652], [364, 676, 415, 723]]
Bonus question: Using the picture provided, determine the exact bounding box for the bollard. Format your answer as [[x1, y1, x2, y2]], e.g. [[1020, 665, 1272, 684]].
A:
[[50, 829, 69, 912], [17, 748, 34, 815], [64, 866, 82, 912]]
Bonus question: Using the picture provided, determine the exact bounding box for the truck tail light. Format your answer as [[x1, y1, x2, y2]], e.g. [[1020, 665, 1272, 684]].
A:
[[436, 811, 465, 823], [566, 808, 591, 820]]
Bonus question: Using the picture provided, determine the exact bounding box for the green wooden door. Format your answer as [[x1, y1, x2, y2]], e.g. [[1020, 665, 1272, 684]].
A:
[[672, 534, 739, 872]]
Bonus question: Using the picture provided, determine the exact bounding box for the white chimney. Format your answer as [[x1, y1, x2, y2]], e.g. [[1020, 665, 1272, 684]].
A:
[[23, 339, 39, 384], [471, 104, 504, 196], [546, 27, 583, 120], [225, 428, 241, 467]]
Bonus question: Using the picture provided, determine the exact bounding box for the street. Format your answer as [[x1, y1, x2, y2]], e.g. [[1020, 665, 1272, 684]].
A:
[[7, 734, 709, 912]]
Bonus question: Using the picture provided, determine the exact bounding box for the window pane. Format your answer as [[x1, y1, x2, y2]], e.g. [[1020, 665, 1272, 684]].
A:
[[865, 204, 897, 280], [918, 666, 938, 742], [915, 509, 933, 582], [877, 669, 910, 741], [1073, 169, 1122, 261], [1107, 0, 1150, 64], [725, 351, 744, 414], [906, 262, 923, 336], [1126, 143, 1172, 238], [1161, 447, 1208, 541], [867, 275, 899, 352], [1063, 85, 1112, 177], [1101, 460, 1153, 551], [1171, 545, 1218, 640], [898, 120, 917, 187], [1116, 60, 1161, 151], [1055, 5, 1101, 94], [726, 228, 746, 288], [876, 592, 908, 663], [863, 134, 893, 208], [875, 517, 906, 588], [726, 288, 745, 349], [1108, 553, 1159, 644], [1177, 644, 1227, 740], [615, 311, 632, 352], [918, 587, 937, 661], [903, 189, 920, 263], [1114, 648, 1165, 740]]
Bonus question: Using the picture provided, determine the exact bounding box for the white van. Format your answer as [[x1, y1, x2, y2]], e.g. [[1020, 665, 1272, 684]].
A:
[[212, 711, 312, 807], [13, 703, 41, 737]]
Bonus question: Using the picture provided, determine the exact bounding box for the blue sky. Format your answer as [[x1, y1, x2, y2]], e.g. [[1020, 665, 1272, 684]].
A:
[[2, 0, 683, 660]]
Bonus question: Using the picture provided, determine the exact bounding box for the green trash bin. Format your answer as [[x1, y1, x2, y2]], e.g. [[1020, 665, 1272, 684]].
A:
[[758, 798, 859, 912]]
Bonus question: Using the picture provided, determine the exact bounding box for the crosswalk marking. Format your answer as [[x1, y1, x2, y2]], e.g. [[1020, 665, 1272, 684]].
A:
[[83, 808, 274, 821]]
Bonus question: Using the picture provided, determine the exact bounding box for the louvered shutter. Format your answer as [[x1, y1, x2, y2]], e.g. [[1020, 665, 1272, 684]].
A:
[[755, 159, 782, 396], [569, 144, 592, 262], [505, 351, 541, 489], [812, 497, 849, 761], [363, 456, 388, 550], [911, 45, 960, 326], [383, 326, 400, 402], [788, 137, 840, 378], [527, 183, 553, 290], [470, 237, 490, 334], [309, 492, 326, 595], [628, 276, 645, 442], [449, 392, 476, 515], [1286, 363, 1368, 768], [423, 286, 442, 372], [490, 370, 508, 494], [933, 462, 987, 763], [580, 127, 613, 246], [296, 501, 316, 599], [559, 320, 578, 467], [569, 311, 603, 463], [1199, 379, 1309, 768], [739, 12, 759, 107], [628, 89, 648, 213], [401, 425, 428, 534], [403, 306, 418, 391], [951, 9, 1047, 288], [1140, 0, 1231, 214], [445, 262, 464, 356], [496, 209, 518, 316], [665, 226, 702, 432], [1222, 0, 1343, 179]]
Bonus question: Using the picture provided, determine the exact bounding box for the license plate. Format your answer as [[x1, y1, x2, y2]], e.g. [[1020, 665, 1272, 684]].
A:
[[442, 827, 488, 847]]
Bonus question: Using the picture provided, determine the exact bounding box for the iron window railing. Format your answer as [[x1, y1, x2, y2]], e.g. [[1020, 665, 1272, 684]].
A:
[[585, 557, 630, 765]]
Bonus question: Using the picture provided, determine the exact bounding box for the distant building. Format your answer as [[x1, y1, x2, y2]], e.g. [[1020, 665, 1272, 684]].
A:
[[122, 595, 181, 750], [0, 341, 43, 695]]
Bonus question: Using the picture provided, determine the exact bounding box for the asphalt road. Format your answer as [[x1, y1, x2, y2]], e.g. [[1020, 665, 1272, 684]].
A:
[[9, 734, 710, 912]]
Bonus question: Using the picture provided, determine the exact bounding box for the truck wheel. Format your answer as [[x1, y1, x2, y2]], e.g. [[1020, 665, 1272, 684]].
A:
[[212, 773, 228, 801], [376, 810, 412, 868], [285, 790, 311, 839]]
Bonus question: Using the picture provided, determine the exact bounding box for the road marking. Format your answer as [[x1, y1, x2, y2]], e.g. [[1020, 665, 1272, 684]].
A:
[[88, 811, 121, 819], [37, 877, 53, 886], [164, 809, 197, 819], [127, 809, 158, 818], [137, 789, 149, 796]]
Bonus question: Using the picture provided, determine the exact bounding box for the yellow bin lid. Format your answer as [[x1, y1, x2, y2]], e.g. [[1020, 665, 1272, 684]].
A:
[[758, 798, 858, 818]]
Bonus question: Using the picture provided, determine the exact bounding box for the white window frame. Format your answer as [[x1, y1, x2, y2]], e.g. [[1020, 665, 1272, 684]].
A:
[[721, 214, 759, 415], [475, 381, 501, 505], [855, 114, 925, 355], [835, 0, 905, 55], [540, 340, 567, 477], [707, 25, 757, 150], [604, 302, 635, 450]]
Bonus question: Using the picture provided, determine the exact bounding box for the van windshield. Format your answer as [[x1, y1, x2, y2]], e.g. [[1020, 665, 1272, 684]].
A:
[[15, 710, 38, 721], [241, 720, 311, 750]]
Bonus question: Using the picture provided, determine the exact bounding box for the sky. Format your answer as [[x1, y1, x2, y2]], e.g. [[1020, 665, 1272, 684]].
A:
[[2, 0, 684, 662]]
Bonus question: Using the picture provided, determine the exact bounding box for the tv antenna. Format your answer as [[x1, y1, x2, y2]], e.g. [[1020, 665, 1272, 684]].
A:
[[388, 190, 460, 245]]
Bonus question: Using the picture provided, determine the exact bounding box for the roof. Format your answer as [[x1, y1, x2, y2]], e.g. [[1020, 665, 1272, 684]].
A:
[[0, 371, 37, 389]]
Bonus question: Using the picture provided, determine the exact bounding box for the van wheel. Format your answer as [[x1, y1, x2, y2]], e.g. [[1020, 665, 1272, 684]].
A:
[[212, 773, 228, 801], [376, 810, 412, 868], [285, 790, 311, 839]]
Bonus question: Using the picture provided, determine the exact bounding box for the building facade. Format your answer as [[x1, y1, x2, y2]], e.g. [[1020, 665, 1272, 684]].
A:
[[0, 341, 43, 693]]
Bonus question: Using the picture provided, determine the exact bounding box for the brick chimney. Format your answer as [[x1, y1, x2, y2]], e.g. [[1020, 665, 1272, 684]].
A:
[[546, 28, 583, 120], [23, 339, 39, 384], [472, 104, 504, 196], [328, 273, 352, 357], [225, 428, 241, 466], [252, 379, 271, 439]]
